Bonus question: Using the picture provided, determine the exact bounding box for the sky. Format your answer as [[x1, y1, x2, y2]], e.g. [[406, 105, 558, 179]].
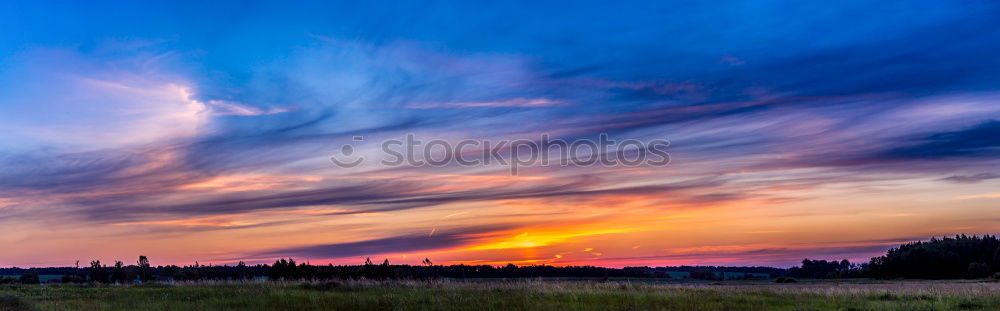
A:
[[1, 1, 1000, 268]]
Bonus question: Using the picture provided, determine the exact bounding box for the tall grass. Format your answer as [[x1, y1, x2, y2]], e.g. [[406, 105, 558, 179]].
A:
[[1, 279, 999, 310]]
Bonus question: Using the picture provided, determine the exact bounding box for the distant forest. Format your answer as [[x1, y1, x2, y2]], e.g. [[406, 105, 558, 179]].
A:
[[2, 235, 999, 284]]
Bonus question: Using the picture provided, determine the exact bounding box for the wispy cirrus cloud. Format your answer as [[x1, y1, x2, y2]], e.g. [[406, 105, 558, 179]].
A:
[[254, 225, 513, 259], [941, 173, 1000, 184], [407, 98, 566, 108]]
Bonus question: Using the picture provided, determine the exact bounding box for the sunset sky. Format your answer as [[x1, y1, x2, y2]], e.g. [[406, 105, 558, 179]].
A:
[[2, 1, 1000, 268]]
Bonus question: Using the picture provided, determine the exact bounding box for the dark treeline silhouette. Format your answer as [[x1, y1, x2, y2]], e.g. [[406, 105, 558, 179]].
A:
[[0, 256, 782, 283], [787, 259, 865, 279], [231, 258, 783, 281], [3, 235, 999, 283], [868, 234, 1000, 279], [0, 259, 270, 284]]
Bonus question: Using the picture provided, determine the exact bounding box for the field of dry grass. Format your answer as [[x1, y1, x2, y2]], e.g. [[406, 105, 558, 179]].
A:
[[2, 279, 999, 310]]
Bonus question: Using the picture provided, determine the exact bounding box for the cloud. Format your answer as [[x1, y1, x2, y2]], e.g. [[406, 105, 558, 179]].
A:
[[955, 193, 1000, 200], [0, 113, 427, 225], [407, 98, 566, 108], [0, 47, 218, 150], [45, 174, 724, 224], [881, 120, 1000, 159], [205, 100, 289, 116], [254, 226, 510, 259], [940, 173, 1000, 183]]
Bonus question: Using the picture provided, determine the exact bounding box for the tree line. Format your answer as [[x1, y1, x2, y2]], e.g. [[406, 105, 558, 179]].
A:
[[782, 235, 1000, 279], [868, 234, 1000, 279], [3, 235, 999, 283], [0, 257, 781, 284]]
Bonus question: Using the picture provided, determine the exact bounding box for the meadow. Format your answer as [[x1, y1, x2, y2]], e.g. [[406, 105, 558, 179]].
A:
[[1, 279, 999, 311]]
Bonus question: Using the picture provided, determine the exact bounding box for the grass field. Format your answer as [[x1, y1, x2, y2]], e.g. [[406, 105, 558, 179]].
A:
[[2, 279, 999, 310]]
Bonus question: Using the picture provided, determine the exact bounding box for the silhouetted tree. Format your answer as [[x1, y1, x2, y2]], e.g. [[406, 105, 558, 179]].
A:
[[137, 256, 152, 282], [62, 260, 86, 283], [88, 260, 109, 283], [233, 261, 250, 280], [788, 259, 861, 278], [269, 258, 305, 280], [110, 260, 129, 283]]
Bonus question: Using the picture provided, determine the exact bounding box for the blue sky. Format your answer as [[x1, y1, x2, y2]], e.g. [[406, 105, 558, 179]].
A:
[[1, 1, 999, 267]]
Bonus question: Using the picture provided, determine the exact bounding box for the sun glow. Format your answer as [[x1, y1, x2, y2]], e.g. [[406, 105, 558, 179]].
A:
[[464, 228, 632, 251]]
